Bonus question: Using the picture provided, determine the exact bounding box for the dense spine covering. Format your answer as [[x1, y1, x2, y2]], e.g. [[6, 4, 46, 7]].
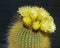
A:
[[8, 21, 50, 48], [8, 6, 56, 48]]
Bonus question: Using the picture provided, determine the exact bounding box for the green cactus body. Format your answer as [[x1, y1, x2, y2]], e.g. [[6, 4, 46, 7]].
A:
[[8, 20, 50, 48]]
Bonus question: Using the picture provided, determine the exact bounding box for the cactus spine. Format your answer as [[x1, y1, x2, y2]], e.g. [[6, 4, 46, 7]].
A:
[[8, 6, 56, 48]]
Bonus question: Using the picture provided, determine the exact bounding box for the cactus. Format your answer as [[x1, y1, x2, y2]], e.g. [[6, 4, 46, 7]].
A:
[[8, 6, 56, 48]]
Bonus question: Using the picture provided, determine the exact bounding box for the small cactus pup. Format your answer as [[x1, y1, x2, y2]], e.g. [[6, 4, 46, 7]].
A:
[[8, 6, 56, 48]]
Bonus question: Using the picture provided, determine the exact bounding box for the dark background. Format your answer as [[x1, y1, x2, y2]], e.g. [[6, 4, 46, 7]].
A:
[[0, 0, 60, 48]]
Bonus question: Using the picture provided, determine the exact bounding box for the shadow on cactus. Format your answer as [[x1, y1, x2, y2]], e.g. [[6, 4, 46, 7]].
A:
[[8, 6, 56, 48]]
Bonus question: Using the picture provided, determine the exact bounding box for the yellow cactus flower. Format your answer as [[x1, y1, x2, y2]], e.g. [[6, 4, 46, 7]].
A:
[[17, 6, 56, 33], [46, 16, 54, 22], [39, 7, 50, 16], [17, 6, 50, 20], [32, 21, 40, 30], [30, 9, 38, 19], [37, 7, 50, 21], [30, 6, 40, 19], [40, 19, 56, 33], [17, 6, 31, 17], [48, 22, 56, 33], [23, 17, 31, 25]]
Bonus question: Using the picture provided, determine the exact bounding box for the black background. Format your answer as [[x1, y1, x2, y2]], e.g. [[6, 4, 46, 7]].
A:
[[0, 0, 60, 48]]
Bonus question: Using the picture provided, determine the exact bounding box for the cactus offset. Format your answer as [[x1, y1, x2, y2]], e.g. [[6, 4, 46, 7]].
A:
[[8, 6, 56, 48]]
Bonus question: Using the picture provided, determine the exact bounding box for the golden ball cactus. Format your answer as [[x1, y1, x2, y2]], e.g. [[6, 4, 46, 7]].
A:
[[8, 6, 56, 48]]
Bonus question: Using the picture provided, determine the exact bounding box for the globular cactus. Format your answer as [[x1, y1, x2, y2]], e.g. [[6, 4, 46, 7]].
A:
[[8, 6, 56, 48]]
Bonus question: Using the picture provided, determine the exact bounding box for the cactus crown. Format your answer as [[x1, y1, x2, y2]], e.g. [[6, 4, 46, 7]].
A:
[[17, 6, 56, 33]]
